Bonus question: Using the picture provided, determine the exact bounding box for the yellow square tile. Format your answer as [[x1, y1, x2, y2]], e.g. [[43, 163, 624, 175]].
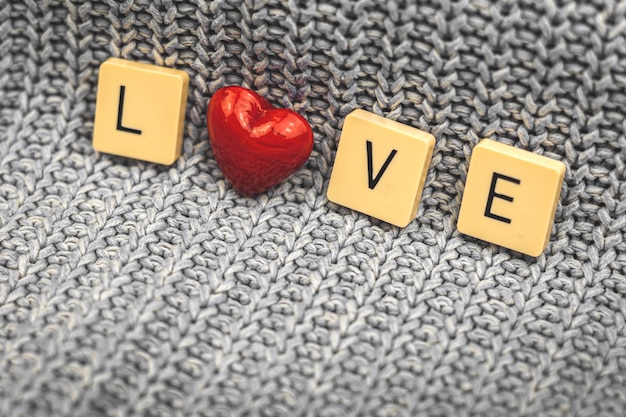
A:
[[327, 109, 435, 227], [92, 58, 189, 165], [457, 139, 566, 256]]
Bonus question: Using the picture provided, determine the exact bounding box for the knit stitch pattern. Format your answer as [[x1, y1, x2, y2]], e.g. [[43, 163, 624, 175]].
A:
[[0, 1, 625, 416]]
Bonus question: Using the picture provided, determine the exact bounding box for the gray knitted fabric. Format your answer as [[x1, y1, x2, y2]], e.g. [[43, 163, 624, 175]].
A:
[[1, 0, 625, 416]]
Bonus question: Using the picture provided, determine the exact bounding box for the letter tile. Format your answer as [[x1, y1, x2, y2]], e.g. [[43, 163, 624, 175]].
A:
[[92, 58, 189, 165], [327, 109, 435, 227], [457, 139, 566, 256]]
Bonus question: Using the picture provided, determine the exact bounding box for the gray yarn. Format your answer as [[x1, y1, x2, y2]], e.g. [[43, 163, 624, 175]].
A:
[[0, 0, 625, 416]]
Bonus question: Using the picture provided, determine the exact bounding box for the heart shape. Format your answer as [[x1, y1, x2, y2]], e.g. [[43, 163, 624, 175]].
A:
[[207, 86, 314, 196]]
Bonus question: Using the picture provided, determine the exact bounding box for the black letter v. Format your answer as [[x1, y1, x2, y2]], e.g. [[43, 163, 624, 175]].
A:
[[367, 140, 397, 189]]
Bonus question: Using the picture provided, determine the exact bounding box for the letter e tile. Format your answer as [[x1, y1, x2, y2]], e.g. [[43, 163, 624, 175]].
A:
[[327, 109, 435, 227], [457, 139, 566, 256], [92, 58, 189, 165]]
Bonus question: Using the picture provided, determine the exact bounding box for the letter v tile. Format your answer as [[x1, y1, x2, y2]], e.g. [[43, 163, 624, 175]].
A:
[[327, 109, 435, 227]]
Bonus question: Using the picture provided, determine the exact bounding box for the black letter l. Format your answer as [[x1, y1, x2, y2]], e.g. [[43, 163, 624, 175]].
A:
[[117, 85, 142, 135]]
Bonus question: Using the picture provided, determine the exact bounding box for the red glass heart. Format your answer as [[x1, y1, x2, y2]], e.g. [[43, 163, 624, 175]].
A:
[[207, 86, 314, 196]]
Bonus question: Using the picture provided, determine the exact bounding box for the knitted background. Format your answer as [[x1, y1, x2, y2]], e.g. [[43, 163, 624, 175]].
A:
[[1, 0, 626, 416]]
